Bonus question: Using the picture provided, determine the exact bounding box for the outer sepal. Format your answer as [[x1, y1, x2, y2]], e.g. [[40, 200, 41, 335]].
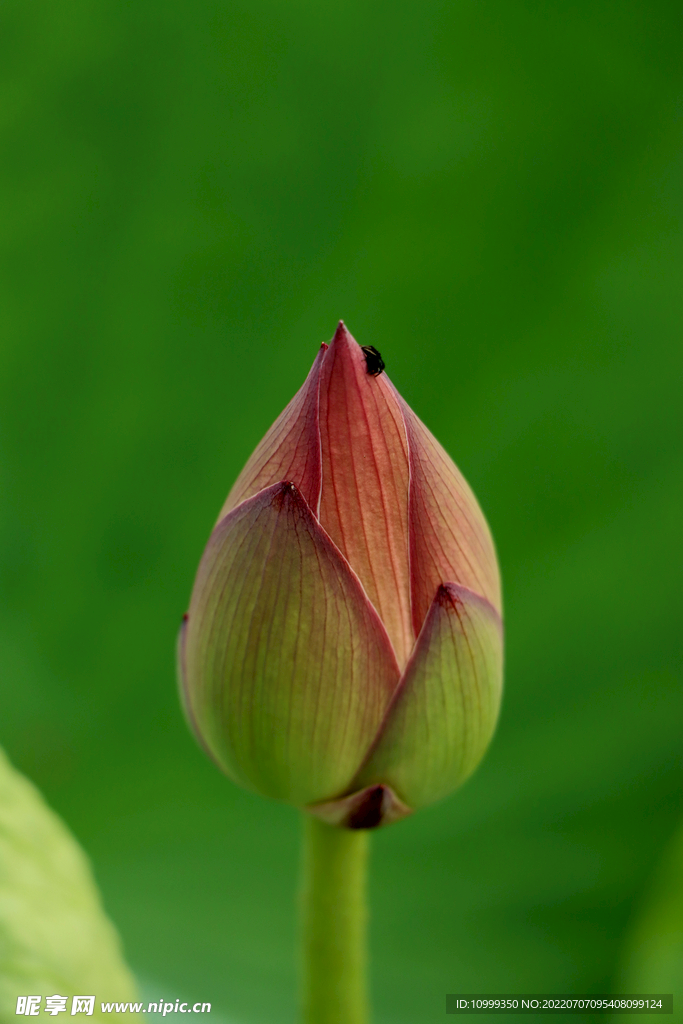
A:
[[353, 583, 503, 810], [180, 481, 401, 806]]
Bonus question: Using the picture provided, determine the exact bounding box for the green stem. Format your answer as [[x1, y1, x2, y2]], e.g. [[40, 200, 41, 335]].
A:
[[300, 814, 370, 1024]]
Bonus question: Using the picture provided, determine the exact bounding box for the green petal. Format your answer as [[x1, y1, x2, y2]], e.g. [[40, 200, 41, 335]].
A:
[[353, 583, 503, 809], [181, 481, 401, 806], [0, 747, 140, 1019]]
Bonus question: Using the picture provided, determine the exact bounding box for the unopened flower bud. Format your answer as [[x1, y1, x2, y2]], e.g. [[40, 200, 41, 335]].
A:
[[179, 323, 503, 827]]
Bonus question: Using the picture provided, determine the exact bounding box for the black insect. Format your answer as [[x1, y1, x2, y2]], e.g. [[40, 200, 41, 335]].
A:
[[361, 345, 385, 377]]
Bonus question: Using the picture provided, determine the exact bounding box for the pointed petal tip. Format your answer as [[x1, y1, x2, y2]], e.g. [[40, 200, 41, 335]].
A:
[[330, 320, 356, 347], [254, 478, 297, 498], [270, 478, 307, 510], [437, 581, 503, 629]]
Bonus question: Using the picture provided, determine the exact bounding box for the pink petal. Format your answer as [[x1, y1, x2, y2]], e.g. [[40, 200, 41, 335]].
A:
[[396, 395, 502, 634], [217, 344, 326, 520], [181, 481, 401, 806], [318, 323, 414, 667]]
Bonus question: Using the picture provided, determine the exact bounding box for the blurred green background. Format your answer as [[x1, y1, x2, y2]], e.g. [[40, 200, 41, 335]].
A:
[[1, 0, 681, 1021]]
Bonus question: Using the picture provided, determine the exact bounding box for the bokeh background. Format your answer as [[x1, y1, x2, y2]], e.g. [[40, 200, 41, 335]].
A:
[[1, 1, 681, 1021]]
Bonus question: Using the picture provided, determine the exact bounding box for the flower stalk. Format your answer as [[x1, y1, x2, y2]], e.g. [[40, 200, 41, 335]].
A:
[[300, 815, 369, 1024]]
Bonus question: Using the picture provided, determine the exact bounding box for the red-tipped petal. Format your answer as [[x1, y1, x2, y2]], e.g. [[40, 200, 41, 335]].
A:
[[353, 583, 503, 809], [318, 323, 414, 667], [182, 481, 401, 806], [396, 396, 502, 634], [218, 345, 326, 519]]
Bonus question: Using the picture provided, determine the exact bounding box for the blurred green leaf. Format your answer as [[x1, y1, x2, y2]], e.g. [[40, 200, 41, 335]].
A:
[[0, 747, 140, 1021], [617, 824, 683, 1000]]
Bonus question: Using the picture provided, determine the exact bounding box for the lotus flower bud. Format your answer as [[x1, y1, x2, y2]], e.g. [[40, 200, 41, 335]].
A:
[[179, 323, 503, 828]]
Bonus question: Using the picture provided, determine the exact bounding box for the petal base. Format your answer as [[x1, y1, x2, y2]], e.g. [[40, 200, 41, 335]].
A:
[[307, 784, 412, 830]]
